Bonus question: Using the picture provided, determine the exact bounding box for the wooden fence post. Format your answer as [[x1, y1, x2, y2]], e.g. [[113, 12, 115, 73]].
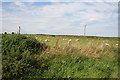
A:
[[18, 26, 20, 34]]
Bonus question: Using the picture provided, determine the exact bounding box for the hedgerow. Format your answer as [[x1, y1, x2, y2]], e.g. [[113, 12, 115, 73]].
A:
[[2, 34, 48, 78]]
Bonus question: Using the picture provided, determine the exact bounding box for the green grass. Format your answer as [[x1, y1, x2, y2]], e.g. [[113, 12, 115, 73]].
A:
[[2, 34, 119, 78], [21, 34, 119, 78]]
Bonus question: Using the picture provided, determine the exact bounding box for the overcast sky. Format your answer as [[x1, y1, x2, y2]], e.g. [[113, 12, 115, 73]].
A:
[[1, 1, 118, 37]]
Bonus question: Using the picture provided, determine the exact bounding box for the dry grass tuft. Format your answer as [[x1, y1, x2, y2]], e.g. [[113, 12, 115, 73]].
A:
[[39, 39, 117, 61]]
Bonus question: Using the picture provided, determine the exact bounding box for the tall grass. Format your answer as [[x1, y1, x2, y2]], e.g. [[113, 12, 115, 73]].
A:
[[22, 35, 118, 78]]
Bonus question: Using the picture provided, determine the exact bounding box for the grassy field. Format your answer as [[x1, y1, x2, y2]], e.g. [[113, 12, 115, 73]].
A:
[[2, 34, 119, 78], [22, 34, 119, 78]]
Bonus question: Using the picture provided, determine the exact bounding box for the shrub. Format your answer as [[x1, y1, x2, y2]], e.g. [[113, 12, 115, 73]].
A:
[[2, 34, 48, 78], [12, 32, 15, 34], [2, 34, 48, 55], [4, 32, 7, 34]]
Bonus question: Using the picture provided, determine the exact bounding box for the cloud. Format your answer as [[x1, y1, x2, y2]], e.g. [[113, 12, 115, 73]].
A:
[[14, 2, 25, 7], [2, 2, 118, 37], [2, 0, 119, 2]]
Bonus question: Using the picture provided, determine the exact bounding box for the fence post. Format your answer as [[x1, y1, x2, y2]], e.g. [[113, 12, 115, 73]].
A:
[[18, 26, 20, 34]]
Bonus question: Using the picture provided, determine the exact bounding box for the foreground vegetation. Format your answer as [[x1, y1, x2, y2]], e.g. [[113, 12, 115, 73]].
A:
[[1, 34, 119, 79]]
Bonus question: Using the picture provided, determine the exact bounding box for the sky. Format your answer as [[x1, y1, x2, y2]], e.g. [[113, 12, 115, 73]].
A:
[[1, 1, 118, 37], [2, 0, 119, 2]]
